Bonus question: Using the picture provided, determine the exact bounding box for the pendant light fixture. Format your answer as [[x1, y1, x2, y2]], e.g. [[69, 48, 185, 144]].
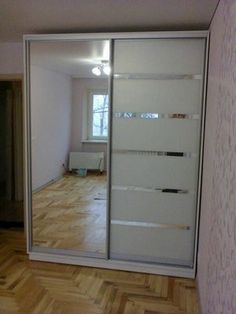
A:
[[92, 66, 102, 76], [92, 61, 110, 76]]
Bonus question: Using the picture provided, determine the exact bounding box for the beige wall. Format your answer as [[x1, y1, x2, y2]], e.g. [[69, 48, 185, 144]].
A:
[[0, 43, 23, 75], [197, 0, 236, 313], [31, 65, 72, 190]]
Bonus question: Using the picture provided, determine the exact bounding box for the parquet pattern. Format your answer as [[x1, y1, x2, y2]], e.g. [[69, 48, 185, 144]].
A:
[[32, 174, 106, 254], [0, 229, 199, 314]]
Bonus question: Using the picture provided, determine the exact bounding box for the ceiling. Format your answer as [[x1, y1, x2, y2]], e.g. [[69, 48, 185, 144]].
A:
[[30, 40, 110, 78], [0, 0, 219, 42]]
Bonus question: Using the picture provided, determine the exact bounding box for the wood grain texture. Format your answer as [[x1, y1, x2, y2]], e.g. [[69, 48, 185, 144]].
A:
[[32, 174, 106, 254], [0, 229, 199, 314]]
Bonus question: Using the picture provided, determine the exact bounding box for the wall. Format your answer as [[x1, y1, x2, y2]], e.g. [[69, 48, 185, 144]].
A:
[[197, 0, 236, 313], [0, 85, 7, 189], [0, 43, 23, 74], [31, 65, 72, 190], [71, 78, 108, 169]]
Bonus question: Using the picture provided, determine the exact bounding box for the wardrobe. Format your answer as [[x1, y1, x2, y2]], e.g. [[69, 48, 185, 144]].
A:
[[24, 31, 208, 278]]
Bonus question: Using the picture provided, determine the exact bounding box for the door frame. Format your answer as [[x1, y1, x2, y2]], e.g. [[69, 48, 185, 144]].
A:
[[0, 76, 24, 228]]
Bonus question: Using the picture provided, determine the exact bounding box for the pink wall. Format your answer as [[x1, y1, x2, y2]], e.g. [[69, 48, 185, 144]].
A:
[[31, 65, 72, 190], [0, 43, 23, 74], [197, 0, 236, 313]]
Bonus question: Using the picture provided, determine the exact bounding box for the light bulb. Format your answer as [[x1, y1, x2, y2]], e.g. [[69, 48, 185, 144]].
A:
[[92, 66, 101, 76], [103, 65, 111, 75]]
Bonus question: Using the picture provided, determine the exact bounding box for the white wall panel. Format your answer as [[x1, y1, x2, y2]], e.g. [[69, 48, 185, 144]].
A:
[[113, 80, 202, 113], [110, 225, 194, 266], [112, 119, 200, 152], [110, 37, 205, 266], [112, 154, 198, 190], [111, 190, 196, 225], [114, 39, 205, 74]]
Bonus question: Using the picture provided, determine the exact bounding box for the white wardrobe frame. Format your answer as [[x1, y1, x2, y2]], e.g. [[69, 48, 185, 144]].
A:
[[23, 31, 209, 279]]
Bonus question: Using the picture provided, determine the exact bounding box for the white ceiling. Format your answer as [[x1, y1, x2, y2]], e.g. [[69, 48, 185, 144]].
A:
[[30, 40, 110, 78], [0, 0, 219, 42]]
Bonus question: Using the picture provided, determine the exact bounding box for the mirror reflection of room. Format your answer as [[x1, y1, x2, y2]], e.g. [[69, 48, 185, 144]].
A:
[[30, 40, 109, 256]]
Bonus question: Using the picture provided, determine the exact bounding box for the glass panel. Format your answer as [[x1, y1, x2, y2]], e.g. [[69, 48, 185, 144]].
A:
[[111, 190, 196, 224], [113, 80, 202, 113], [111, 225, 194, 266], [114, 38, 205, 74], [110, 38, 205, 267], [112, 154, 198, 190], [112, 118, 200, 152], [29, 40, 110, 258]]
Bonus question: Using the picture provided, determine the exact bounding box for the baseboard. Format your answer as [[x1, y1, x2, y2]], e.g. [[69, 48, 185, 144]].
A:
[[29, 250, 195, 279], [32, 175, 63, 193]]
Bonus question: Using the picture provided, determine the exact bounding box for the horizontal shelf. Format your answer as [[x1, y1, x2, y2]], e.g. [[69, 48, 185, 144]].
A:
[[113, 112, 200, 120], [111, 220, 190, 230], [114, 73, 202, 80], [113, 149, 197, 158]]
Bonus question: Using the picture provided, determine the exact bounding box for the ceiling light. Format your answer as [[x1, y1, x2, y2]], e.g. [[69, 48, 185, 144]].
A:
[[103, 64, 111, 75], [92, 66, 101, 76], [92, 62, 111, 76]]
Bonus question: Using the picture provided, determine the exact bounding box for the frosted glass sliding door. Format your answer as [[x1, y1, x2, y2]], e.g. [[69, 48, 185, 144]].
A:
[[110, 38, 206, 267]]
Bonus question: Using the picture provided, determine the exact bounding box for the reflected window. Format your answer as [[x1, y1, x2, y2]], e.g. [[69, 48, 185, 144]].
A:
[[88, 90, 108, 140]]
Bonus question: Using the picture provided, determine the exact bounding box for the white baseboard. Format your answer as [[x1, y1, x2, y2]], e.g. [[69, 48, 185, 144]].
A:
[[32, 175, 63, 193]]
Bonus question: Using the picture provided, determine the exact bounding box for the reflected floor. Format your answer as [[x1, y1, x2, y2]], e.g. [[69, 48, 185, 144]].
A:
[[32, 173, 106, 254]]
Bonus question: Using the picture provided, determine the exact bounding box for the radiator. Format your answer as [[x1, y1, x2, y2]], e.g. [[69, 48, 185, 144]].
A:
[[69, 152, 104, 172]]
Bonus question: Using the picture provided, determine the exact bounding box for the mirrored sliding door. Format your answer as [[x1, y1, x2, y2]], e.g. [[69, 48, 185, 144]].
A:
[[29, 39, 110, 258], [110, 38, 206, 266]]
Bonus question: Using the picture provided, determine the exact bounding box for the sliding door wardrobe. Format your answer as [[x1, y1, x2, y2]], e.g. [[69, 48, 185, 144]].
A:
[[24, 31, 208, 278]]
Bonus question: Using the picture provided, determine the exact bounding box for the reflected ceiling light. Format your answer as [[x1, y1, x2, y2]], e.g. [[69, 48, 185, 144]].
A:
[[92, 66, 102, 76], [92, 61, 110, 76], [103, 64, 111, 75]]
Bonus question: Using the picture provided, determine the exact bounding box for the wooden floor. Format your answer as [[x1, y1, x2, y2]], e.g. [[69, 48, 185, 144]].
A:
[[32, 173, 106, 254], [0, 229, 199, 314]]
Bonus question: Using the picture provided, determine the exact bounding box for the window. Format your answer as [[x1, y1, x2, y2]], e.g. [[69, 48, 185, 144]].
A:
[[88, 90, 109, 141]]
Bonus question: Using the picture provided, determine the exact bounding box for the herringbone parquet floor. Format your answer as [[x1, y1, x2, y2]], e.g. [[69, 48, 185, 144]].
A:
[[32, 174, 107, 254], [0, 229, 199, 314]]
